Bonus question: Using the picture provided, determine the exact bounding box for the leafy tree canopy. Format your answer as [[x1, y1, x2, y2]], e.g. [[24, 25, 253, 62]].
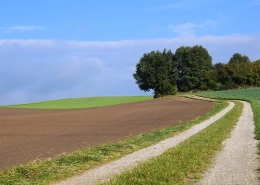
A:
[[133, 49, 178, 98], [175, 45, 212, 92], [133, 46, 258, 96], [213, 62, 225, 70], [229, 53, 250, 64]]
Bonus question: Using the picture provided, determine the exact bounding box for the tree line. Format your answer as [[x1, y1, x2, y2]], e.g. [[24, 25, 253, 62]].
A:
[[133, 45, 260, 98]]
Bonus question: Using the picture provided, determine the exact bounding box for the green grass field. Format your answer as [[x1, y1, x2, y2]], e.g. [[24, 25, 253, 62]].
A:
[[3, 96, 153, 109], [198, 88, 260, 151], [197, 88, 260, 101]]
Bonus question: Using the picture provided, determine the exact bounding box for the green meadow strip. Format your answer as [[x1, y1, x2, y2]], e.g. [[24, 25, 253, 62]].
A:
[[250, 100, 260, 141], [105, 101, 242, 185], [2, 96, 153, 109], [0, 102, 227, 185]]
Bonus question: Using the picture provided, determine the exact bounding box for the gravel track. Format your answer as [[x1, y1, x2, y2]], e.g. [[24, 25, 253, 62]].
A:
[[197, 101, 259, 185], [55, 102, 234, 185]]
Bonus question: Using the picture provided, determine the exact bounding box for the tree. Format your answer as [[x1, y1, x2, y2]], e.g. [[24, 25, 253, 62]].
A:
[[251, 61, 260, 86], [204, 69, 222, 90], [228, 53, 250, 64], [213, 62, 225, 70], [208, 59, 260, 90], [133, 49, 178, 98], [175, 45, 212, 92]]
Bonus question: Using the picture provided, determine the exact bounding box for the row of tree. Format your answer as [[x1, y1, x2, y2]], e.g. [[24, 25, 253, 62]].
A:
[[205, 58, 260, 91], [133, 45, 260, 98]]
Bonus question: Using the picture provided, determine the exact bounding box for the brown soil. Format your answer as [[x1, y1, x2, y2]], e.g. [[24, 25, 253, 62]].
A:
[[0, 97, 216, 170]]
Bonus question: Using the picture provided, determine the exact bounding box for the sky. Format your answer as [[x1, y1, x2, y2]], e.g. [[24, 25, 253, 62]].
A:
[[0, 0, 260, 105]]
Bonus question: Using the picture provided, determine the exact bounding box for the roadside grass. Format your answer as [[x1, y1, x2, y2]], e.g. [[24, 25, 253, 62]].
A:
[[0, 102, 227, 185], [2, 96, 153, 109], [105, 101, 242, 185], [197, 88, 260, 152]]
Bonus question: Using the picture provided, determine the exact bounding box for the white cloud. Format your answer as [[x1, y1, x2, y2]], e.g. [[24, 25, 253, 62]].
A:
[[9, 25, 44, 31], [169, 23, 196, 37], [169, 20, 217, 37], [0, 25, 44, 33], [0, 34, 259, 105]]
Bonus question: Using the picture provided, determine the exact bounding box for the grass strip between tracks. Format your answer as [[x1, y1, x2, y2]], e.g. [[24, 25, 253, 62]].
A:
[[104, 101, 242, 185], [0, 101, 227, 185]]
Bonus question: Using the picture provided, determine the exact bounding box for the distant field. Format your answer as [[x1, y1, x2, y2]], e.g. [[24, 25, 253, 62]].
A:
[[198, 87, 260, 151], [3, 96, 153, 109], [198, 88, 260, 101]]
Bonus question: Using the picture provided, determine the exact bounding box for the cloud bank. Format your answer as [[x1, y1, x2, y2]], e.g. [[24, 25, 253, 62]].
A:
[[8, 26, 44, 31], [0, 34, 260, 105]]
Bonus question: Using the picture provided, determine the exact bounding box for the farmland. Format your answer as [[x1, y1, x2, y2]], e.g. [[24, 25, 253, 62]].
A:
[[1, 89, 259, 184], [0, 96, 218, 184], [2, 96, 153, 109]]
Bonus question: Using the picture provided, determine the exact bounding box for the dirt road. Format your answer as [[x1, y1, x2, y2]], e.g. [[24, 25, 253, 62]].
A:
[[198, 101, 259, 185]]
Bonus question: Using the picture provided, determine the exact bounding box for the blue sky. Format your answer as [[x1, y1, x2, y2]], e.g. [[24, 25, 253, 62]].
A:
[[0, 0, 260, 105]]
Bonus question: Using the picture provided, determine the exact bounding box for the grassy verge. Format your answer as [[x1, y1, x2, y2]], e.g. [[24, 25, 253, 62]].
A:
[[105, 101, 242, 185], [197, 88, 260, 153], [2, 96, 153, 109], [0, 102, 227, 185]]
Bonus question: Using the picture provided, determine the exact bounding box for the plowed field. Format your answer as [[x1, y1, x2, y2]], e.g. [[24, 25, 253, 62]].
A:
[[0, 97, 216, 170]]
